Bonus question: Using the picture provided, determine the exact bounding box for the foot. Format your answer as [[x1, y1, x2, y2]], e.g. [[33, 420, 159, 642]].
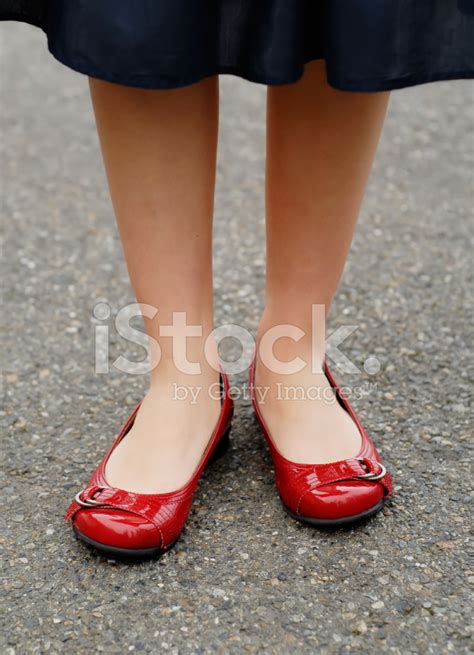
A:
[[254, 347, 362, 464], [105, 362, 222, 494]]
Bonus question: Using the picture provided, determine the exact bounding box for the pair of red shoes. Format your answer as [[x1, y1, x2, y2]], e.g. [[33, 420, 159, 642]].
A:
[[66, 362, 393, 558]]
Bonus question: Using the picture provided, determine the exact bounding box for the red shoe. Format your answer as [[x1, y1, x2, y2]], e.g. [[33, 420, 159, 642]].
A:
[[65, 373, 234, 558], [250, 358, 393, 526]]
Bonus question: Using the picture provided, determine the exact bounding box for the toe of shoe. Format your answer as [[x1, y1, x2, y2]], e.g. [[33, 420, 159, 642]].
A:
[[73, 508, 163, 551], [297, 480, 385, 522]]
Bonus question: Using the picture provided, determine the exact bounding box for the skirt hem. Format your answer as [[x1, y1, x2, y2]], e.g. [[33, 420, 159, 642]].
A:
[[47, 40, 474, 93]]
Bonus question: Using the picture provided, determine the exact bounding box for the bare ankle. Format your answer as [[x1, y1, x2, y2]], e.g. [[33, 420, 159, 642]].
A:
[[257, 310, 326, 374]]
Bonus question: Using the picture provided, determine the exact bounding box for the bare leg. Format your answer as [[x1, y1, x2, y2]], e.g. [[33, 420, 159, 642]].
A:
[[257, 61, 389, 463], [89, 77, 220, 493]]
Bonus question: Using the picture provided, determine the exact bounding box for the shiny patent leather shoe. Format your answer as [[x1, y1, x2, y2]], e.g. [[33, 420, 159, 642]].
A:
[[250, 358, 393, 526], [65, 372, 234, 558]]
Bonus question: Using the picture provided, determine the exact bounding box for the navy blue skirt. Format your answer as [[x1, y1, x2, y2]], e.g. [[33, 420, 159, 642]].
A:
[[45, 0, 474, 91]]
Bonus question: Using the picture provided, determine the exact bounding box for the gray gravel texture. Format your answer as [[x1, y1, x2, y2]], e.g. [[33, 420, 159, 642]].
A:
[[1, 24, 473, 655]]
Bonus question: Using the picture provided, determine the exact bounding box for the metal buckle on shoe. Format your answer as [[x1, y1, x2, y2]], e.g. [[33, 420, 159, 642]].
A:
[[75, 488, 106, 508], [357, 460, 387, 481]]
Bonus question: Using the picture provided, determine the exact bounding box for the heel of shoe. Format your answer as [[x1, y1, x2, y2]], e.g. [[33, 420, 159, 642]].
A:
[[209, 426, 231, 464]]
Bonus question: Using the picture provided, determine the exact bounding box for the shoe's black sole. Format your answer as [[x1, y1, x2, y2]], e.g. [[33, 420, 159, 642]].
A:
[[72, 426, 231, 560], [73, 528, 172, 560], [285, 499, 385, 528], [207, 426, 231, 465]]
